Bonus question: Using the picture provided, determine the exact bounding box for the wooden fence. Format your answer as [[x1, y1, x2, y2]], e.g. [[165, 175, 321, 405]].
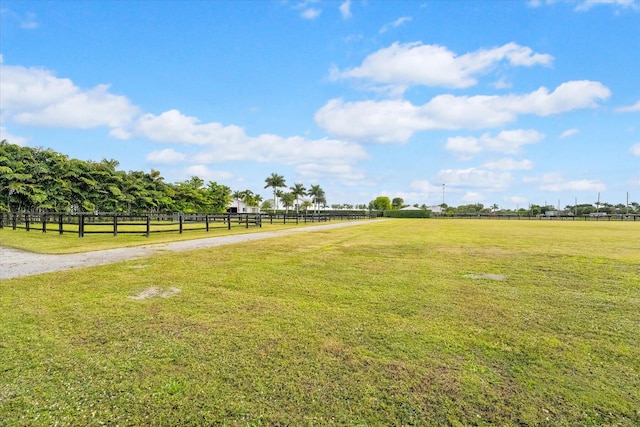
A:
[[440, 213, 639, 221], [0, 212, 262, 237], [0, 211, 377, 237]]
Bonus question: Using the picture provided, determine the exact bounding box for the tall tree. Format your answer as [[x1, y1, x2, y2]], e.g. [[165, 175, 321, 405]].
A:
[[290, 183, 307, 214], [264, 172, 286, 211], [232, 190, 243, 211], [392, 197, 404, 210], [281, 192, 295, 214], [308, 184, 325, 213]]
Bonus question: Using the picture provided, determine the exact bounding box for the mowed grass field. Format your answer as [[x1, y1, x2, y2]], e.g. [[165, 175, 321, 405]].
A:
[[1, 219, 639, 426]]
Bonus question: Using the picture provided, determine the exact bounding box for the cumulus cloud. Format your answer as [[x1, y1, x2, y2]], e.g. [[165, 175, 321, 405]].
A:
[[575, 0, 639, 11], [0, 127, 29, 146], [339, 0, 352, 19], [334, 42, 553, 90], [524, 173, 606, 191], [630, 143, 640, 156], [560, 128, 579, 138], [183, 165, 234, 182], [296, 163, 366, 184], [146, 148, 187, 164], [529, 0, 639, 10], [315, 81, 609, 143], [461, 191, 486, 203], [445, 129, 545, 159], [300, 8, 321, 19], [116, 109, 369, 181], [482, 158, 534, 170], [616, 99, 640, 113], [0, 64, 139, 129], [1, 9, 39, 29], [434, 168, 512, 192], [379, 17, 412, 34]]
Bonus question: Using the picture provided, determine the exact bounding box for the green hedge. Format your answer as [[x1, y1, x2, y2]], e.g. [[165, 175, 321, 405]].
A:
[[383, 209, 431, 218]]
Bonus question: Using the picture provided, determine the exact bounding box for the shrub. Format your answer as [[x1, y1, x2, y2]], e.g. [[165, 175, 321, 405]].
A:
[[383, 209, 431, 218]]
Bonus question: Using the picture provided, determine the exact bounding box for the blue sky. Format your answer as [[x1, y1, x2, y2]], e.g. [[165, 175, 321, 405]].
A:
[[1, 0, 639, 209]]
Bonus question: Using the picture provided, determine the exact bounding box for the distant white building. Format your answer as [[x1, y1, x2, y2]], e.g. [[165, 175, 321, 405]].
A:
[[427, 205, 443, 215], [227, 199, 260, 214]]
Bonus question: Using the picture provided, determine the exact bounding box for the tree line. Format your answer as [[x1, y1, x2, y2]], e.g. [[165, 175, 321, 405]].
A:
[[0, 141, 332, 215], [0, 141, 231, 213]]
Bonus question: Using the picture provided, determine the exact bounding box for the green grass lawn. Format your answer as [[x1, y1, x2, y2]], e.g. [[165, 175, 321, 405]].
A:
[[1, 219, 639, 426]]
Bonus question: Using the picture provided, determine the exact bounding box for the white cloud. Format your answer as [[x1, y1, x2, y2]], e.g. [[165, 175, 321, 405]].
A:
[[316, 81, 608, 143], [339, 0, 352, 19], [434, 168, 512, 191], [630, 143, 640, 156], [335, 42, 553, 90], [0, 127, 29, 146], [295, 163, 366, 184], [575, 0, 639, 11], [146, 148, 187, 164], [503, 195, 529, 206], [492, 77, 513, 89], [482, 158, 534, 170], [119, 109, 369, 181], [616, 99, 640, 113], [1, 9, 39, 29], [20, 12, 38, 29], [524, 173, 606, 191], [379, 17, 412, 34], [529, 0, 639, 10], [560, 128, 579, 138], [183, 165, 234, 182], [301, 8, 321, 19], [445, 129, 545, 159], [461, 191, 486, 203], [0, 64, 139, 129]]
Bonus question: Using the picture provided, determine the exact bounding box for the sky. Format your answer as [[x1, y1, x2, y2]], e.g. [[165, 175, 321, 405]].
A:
[[1, 0, 639, 209]]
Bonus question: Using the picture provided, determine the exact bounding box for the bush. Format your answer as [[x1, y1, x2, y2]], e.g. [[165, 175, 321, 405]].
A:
[[383, 209, 431, 218]]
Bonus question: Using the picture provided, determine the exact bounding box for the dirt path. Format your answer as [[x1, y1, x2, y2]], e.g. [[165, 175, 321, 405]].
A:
[[1, 221, 371, 279]]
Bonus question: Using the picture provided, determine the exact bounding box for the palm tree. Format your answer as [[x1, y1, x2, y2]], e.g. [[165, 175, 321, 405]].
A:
[[290, 183, 307, 214], [232, 190, 243, 211], [281, 192, 295, 214], [308, 184, 325, 213], [252, 194, 263, 212], [275, 189, 285, 210], [264, 173, 286, 211], [240, 189, 255, 212]]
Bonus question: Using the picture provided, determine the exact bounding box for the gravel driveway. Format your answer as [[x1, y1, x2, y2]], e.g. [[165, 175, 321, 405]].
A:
[[1, 221, 370, 279]]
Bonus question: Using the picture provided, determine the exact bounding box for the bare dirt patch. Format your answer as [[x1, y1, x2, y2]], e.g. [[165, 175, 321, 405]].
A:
[[464, 273, 506, 281], [128, 286, 181, 300]]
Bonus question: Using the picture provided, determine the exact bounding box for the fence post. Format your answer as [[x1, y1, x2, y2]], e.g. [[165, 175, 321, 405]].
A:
[[79, 214, 84, 238], [12, 213, 17, 230], [227, 213, 231, 230], [42, 213, 47, 233], [245, 214, 249, 229], [179, 214, 183, 234], [146, 215, 150, 237], [205, 214, 209, 232], [24, 213, 30, 231], [113, 215, 118, 236], [59, 214, 64, 235]]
